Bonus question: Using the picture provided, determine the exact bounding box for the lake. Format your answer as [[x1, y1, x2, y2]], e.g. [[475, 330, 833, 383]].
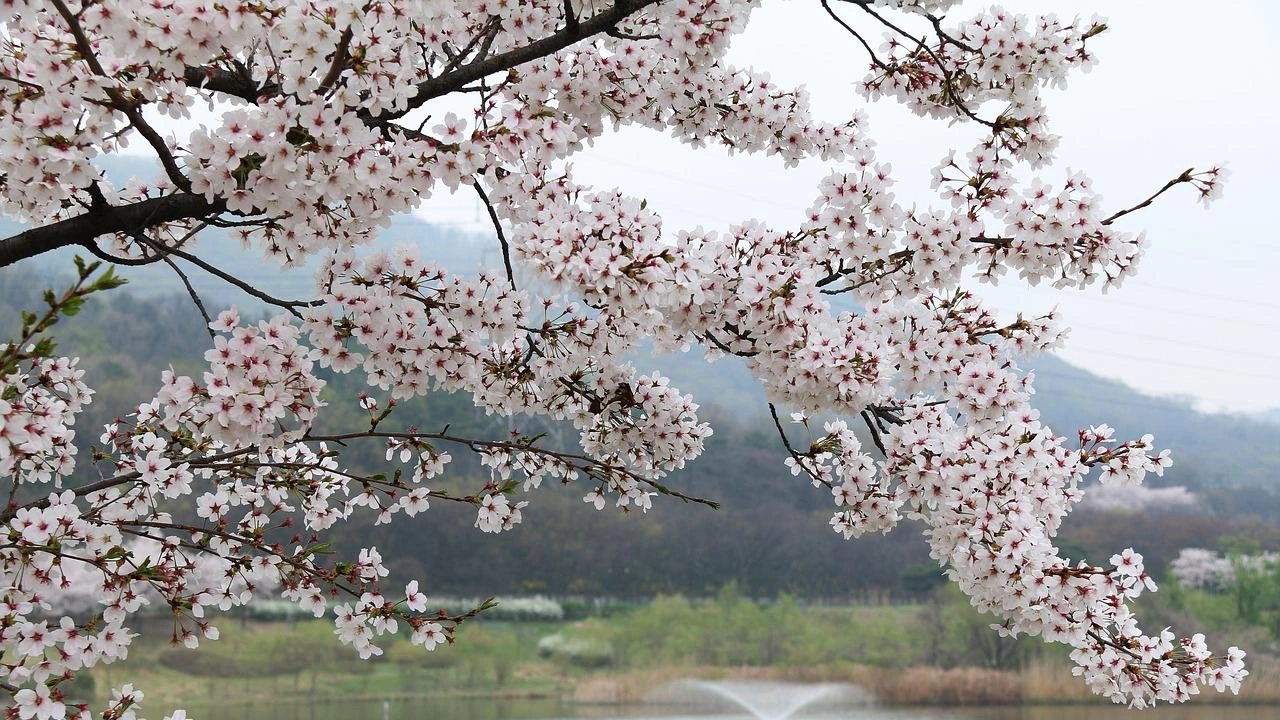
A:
[[178, 697, 1278, 720]]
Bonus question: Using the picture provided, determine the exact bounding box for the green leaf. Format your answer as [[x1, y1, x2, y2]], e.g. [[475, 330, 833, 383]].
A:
[[103, 545, 130, 560], [90, 266, 127, 291], [307, 542, 334, 556]]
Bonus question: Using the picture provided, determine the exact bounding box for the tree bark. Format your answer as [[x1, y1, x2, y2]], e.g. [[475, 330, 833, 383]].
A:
[[0, 193, 224, 267]]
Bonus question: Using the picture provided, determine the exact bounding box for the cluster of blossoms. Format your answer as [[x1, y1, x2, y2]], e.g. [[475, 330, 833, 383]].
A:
[[0, 0, 1247, 715], [304, 246, 712, 507], [1, 490, 217, 720], [0, 353, 89, 486], [873, 399, 1241, 706], [860, 7, 1103, 165], [150, 308, 325, 448]]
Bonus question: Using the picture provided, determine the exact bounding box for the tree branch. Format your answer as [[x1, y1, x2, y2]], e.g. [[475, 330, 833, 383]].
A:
[[135, 233, 321, 317], [0, 193, 223, 267], [182, 65, 277, 103], [474, 184, 515, 287], [304, 428, 721, 509], [860, 409, 888, 456], [821, 0, 888, 70], [158, 253, 217, 338], [769, 403, 833, 488], [379, 0, 661, 121], [50, 0, 191, 192], [316, 28, 355, 97], [1101, 168, 1195, 226]]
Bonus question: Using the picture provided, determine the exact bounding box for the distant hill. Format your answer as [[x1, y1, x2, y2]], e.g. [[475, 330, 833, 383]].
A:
[[1254, 408, 1280, 426], [6, 231, 1280, 597], [7, 182, 1279, 497]]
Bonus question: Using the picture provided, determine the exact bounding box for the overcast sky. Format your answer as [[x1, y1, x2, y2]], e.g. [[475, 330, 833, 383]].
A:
[[132, 0, 1280, 415], [552, 0, 1280, 416]]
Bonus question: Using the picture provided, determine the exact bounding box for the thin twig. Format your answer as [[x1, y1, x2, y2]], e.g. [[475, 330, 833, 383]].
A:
[[860, 409, 888, 456], [50, 0, 191, 192], [159, 254, 216, 338], [1101, 168, 1194, 226], [768, 403, 832, 488], [80, 240, 159, 267], [304, 428, 721, 509], [821, 0, 888, 70], [135, 235, 321, 317], [849, 0, 1000, 132], [316, 27, 354, 97], [474, 184, 516, 287]]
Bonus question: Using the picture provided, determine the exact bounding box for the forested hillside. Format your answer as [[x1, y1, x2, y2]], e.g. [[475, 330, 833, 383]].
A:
[[5, 225, 1280, 599]]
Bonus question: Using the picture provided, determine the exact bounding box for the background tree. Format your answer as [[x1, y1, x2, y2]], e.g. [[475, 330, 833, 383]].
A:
[[0, 1, 1245, 717]]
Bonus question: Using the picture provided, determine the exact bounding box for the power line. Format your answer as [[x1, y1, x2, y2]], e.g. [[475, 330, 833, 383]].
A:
[[1069, 322, 1280, 363], [1064, 346, 1280, 381], [1057, 294, 1280, 331], [1127, 280, 1280, 311]]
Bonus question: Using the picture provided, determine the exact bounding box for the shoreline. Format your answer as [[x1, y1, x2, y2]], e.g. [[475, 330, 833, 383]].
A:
[[566, 663, 1280, 708], [113, 660, 1280, 710]]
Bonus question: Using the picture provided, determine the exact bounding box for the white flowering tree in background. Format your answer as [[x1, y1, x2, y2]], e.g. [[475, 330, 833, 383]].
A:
[[1171, 549, 1242, 592], [0, 0, 1246, 716]]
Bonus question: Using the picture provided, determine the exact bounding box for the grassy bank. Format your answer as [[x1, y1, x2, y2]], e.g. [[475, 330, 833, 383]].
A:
[[85, 586, 1280, 709]]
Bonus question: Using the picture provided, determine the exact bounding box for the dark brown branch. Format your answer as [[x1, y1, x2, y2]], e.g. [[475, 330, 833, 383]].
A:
[[182, 65, 277, 103], [135, 234, 321, 317], [438, 18, 503, 78], [0, 193, 223, 267], [563, 0, 580, 32], [0, 448, 254, 523], [0, 73, 43, 94], [860, 409, 888, 456], [605, 27, 660, 41], [847, 0, 1001, 132], [1101, 168, 1194, 226], [80, 240, 160, 267], [50, 0, 191, 192], [474, 184, 515, 287], [159, 253, 217, 338], [304, 428, 721, 509], [769, 403, 833, 488], [821, 0, 888, 70], [316, 28, 355, 97], [925, 12, 978, 53], [379, 0, 660, 121]]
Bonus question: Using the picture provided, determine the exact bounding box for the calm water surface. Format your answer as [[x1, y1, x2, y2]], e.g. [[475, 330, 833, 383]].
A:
[[179, 698, 1278, 720]]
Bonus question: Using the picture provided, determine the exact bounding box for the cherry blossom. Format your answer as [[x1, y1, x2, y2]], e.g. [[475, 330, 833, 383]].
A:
[[0, 1, 1246, 716]]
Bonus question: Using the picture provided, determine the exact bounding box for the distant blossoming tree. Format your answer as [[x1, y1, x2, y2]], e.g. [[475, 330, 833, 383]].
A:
[[1171, 548, 1239, 592], [0, 0, 1244, 716], [1171, 547, 1279, 593]]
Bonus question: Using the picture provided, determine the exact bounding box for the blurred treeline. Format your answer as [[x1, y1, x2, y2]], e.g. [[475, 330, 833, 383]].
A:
[[4, 265, 1280, 600], [86, 577, 1280, 710]]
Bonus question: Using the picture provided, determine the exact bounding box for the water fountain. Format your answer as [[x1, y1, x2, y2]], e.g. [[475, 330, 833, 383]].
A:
[[652, 679, 865, 720]]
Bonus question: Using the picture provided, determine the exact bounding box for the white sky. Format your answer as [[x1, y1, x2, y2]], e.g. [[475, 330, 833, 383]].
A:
[[137, 0, 1280, 414]]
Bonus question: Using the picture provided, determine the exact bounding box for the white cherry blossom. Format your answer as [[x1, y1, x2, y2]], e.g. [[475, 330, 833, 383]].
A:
[[0, 1, 1245, 716]]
